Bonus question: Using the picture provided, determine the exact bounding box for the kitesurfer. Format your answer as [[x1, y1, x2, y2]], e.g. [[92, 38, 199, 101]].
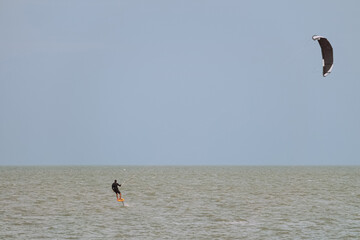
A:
[[112, 180, 122, 200]]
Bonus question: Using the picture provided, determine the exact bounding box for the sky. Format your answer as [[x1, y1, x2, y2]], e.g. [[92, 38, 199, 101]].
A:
[[1, 0, 360, 166]]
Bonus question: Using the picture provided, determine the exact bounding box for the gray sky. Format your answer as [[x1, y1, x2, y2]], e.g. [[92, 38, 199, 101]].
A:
[[1, 0, 360, 165]]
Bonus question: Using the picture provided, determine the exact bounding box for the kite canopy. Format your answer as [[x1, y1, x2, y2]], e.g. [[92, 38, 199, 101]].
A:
[[312, 35, 333, 77]]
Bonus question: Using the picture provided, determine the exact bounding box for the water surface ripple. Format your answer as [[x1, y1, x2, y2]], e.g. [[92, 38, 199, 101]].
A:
[[1, 166, 359, 239]]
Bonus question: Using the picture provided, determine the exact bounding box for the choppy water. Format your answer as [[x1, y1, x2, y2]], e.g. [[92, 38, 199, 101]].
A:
[[1, 166, 359, 239]]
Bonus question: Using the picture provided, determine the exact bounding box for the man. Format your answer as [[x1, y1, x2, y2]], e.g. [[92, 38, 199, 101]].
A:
[[112, 180, 122, 200]]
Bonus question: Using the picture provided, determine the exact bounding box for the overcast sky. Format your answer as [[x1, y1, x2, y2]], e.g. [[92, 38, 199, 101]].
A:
[[1, 0, 360, 165]]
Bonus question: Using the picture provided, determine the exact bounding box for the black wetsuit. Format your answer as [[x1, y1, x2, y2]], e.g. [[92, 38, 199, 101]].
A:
[[112, 182, 121, 194]]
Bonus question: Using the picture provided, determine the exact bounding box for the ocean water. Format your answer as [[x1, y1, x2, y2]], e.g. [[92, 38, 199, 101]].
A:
[[1, 166, 359, 239]]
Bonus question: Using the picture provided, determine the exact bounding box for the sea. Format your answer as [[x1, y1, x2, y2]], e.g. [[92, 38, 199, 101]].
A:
[[1, 166, 359, 239]]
